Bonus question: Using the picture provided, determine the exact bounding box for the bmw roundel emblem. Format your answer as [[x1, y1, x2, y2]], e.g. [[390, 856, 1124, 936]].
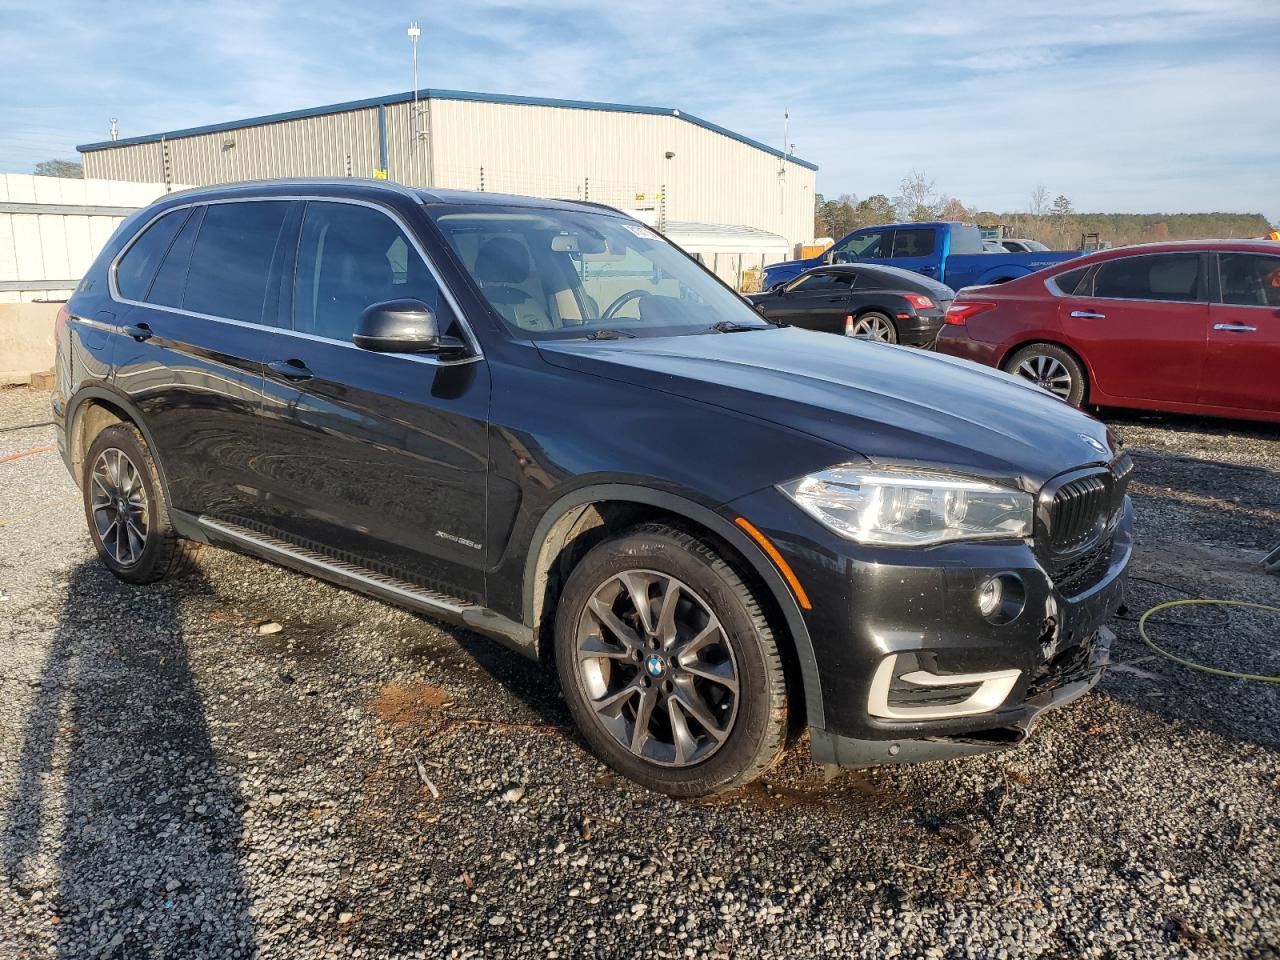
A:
[[645, 655, 666, 678], [1081, 434, 1107, 454]]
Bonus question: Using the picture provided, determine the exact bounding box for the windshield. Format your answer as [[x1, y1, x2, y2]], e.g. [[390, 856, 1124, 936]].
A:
[[429, 204, 771, 339]]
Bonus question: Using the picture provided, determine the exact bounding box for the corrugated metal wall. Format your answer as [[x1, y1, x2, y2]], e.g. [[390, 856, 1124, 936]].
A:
[[82, 97, 816, 246]]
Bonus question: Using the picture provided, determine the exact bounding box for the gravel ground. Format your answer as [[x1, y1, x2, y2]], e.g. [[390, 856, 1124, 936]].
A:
[[1, 385, 1277, 960]]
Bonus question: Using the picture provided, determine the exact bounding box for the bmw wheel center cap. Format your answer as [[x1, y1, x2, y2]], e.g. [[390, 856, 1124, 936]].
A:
[[645, 654, 667, 679]]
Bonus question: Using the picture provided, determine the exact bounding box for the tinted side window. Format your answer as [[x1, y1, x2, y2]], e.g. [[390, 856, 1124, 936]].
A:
[[1093, 254, 1203, 303], [1219, 253, 1280, 307], [832, 231, 885, 262], [294, 202, 443, 341], [184, 201, 292, 323], [1051, 265, 1091, 296], [116, 210, 187, 301], [892, 228, 936, 257], [148, 206, 204, 308], [789, 273, 839, 293]]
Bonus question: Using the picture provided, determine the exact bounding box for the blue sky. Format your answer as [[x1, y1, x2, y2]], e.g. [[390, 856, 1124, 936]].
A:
[[2, 0, 1277, 222]]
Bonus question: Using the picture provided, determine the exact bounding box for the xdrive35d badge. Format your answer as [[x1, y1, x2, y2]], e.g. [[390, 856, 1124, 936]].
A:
[[54, 178, 1132, 795]]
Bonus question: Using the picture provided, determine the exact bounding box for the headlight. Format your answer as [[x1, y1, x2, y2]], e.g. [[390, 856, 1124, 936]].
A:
[[778, 466, 1033, 546]]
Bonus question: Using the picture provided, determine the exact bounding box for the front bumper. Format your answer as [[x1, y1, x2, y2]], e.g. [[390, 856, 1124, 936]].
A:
[[811, 624, 1113, 766], [727, 488, 1133, 768]]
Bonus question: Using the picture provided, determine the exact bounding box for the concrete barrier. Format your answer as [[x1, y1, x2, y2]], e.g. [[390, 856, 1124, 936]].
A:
[[1, 302, 60, 385]]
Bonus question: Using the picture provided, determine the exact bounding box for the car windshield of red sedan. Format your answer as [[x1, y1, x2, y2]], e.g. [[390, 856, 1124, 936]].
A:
[[431, 205, 771, 339]]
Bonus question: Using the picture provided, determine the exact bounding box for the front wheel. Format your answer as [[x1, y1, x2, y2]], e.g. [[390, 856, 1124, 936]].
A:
[[1003, 344, 1087, 406], [555, 524, 788, 796]]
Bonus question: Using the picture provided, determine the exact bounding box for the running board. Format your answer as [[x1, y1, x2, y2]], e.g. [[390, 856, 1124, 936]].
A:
[[194, 515, 536, 655]]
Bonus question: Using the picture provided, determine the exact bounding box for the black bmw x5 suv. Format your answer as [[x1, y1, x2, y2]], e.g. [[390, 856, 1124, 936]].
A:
[[54, 179, 1132, 796]]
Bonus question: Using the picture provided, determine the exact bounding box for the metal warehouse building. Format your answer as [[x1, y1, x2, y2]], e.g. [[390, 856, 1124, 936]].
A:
[[78, 89, 817, 267]]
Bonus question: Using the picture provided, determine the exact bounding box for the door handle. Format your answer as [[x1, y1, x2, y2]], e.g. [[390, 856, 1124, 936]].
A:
[[122, 322, 153, 341], [1070, 310, 1106, 319], [1213, 323, 1257, 333], [267, 358, 314, 382]]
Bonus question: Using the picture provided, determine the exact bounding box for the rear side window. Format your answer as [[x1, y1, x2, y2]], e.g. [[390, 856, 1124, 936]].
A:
[[1218, 253, 1280, 307], [148, 206, 204, 308], [115, 210, 187, 300], [293, 201, 444, 341], [184, 201, 292, 323], [1093, 253, 1203, 303], [891, 228, 936, 258], [1050, 265, 1091, 296]]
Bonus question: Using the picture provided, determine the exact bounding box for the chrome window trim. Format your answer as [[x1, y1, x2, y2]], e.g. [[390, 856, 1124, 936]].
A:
[[107, 194, 484, 366]]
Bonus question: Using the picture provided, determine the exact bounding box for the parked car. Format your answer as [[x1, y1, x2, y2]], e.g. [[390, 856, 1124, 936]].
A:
[[1000, 238, 1050, 254], [763, 221, 1080, 291], [982, 240, 1006, 253], [935, 240, 1280, 422], [746, 264, 954, 344], [55, 179, 1133, 796]]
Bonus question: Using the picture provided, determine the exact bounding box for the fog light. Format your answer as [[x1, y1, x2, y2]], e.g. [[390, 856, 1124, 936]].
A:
[[977, 572, 1026, 625], [977, 577, 1003, 617]]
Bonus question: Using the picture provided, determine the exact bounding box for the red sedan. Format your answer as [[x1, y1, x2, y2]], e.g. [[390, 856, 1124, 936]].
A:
[[935, 240, 1280, 423]]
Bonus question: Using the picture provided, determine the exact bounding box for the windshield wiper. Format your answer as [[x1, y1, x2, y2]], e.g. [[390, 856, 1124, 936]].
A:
[[709, 320, 770, 333], [583, 329, 638, 340]]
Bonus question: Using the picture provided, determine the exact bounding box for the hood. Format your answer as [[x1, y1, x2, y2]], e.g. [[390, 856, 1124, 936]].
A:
[[537, 328, 1115, 490]]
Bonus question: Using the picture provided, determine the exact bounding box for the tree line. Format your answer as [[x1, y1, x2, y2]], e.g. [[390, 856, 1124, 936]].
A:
[[815, 171, 1274, 249]]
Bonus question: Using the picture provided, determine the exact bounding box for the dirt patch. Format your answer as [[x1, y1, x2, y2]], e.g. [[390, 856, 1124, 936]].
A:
[[368, 682, 453, 728], [709, 770, 888, 812]]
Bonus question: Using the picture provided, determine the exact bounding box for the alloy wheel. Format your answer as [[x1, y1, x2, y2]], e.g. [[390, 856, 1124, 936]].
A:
[[90, 447, 149, 566], [574, 570, 740, 767], [1015, 354, 1073, 399], [849, 315, 894, 341]]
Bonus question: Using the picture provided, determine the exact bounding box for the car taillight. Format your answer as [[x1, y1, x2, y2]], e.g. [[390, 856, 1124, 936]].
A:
[[55, 303, 71, 338], [944, 301, 997, 326], [903, 293, 934, 310]]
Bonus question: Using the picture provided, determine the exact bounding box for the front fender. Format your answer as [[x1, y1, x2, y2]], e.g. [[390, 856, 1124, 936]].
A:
[[522, 482, 826, 730]]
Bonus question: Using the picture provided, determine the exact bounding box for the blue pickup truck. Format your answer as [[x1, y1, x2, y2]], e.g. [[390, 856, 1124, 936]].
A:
[[763, 221, 1080, 291]]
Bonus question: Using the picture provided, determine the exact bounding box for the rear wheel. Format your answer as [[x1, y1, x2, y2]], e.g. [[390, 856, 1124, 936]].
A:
[[848, 311, 898, 343], [83, 423, 199, 584], [555, 524, 788, 796], [1003, 343, 1087, 406]]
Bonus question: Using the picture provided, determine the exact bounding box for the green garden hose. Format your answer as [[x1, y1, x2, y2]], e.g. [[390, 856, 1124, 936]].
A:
[[1137, 599, 1280, 683]]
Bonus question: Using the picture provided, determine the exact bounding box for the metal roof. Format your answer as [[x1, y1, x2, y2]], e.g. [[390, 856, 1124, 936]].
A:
[[76, 88, 818, 171]]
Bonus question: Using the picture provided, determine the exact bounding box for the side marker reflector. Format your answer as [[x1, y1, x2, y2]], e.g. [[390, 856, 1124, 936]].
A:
[[734, 516, 812, 610]]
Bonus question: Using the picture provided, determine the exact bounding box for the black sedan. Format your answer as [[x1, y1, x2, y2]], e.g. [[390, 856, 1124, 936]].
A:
[[748, 264, 955, 345]]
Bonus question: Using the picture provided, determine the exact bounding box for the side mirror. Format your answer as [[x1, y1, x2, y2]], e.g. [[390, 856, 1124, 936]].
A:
[[822, 250, 836, 265], [771, 281, 787, 293], [352, 299, 465, 355]]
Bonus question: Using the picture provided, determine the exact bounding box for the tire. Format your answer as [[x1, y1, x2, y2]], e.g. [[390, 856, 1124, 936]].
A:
[[83, 422, 200, 584], [1003, 343, 1087, 406], [554, 523, 788, 797], [848, 311, 898, 343]]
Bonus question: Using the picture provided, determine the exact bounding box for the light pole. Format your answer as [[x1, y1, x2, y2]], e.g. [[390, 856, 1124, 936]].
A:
[[408, 22, 421, 141]]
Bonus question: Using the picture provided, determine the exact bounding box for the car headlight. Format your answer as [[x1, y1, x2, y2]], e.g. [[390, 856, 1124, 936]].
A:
[[778, 466, 1033, 546]]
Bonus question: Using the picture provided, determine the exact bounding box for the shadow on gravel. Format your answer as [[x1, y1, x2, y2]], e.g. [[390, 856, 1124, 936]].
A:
[[1, 560, 257, 958]]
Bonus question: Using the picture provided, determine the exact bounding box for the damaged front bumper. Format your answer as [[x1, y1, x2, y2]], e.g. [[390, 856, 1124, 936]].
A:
[[810, 625, 1113, 767]]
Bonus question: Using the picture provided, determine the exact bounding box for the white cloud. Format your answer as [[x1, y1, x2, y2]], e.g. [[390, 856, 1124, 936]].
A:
[[0, 0, 1276, 221]]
